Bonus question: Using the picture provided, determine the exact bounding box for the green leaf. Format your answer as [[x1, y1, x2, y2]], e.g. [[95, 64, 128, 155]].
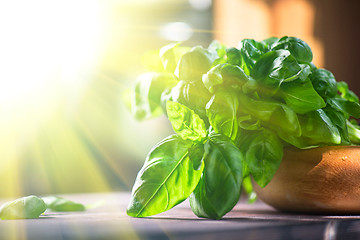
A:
[[170, 80, 212, 121], [202, 64, 225, 93], [42, 196, 86, 212], [190, 132, 243, 219], [175, 46, 217, 82], [221, 64, 251, 90], [206, 90, 239, 141], [237, 129, 283, 187], [323, 105, 350, 144], [188, 143, 205, 170], [160, 43, 191, 73], [226, 47, 242, 66], [132, 72, 178, 120], [328, 98, 360, 119], [347, 120, 360, 144], [0, 195, 47, 220], [271, 36, 313, 63], [166, 101, 207, 142], [127, 135, 203, 218], [337, 81, 359, 103], [238, 94, 300, 136], [309, 68, 337, 99], [242, 176, 257, 203], [279, 79, 325, 114], [251, 50, 303, 96], [279, 109, 341, 148], [239, 39, 267, 75]]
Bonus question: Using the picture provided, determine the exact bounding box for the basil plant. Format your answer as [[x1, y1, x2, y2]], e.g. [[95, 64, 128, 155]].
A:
[[126, 37, 360, 219]]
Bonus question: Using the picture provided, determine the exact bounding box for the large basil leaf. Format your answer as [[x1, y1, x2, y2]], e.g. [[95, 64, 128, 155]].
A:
[[160, 43, 191, 73], [238, 94, 300, 136], [206, 90, 239, 141], [175, 46, 217, 82], [237, 129, 283, 187], [251, 50, 303, 96], [167, 101, 207, 142], [271, 36, 313, 63], [127, 135, 203, 218], [309, 68, 337, 99], [132, 72, 178, 120], [190, 133, 243, 219], [279, 79, 325, 114]]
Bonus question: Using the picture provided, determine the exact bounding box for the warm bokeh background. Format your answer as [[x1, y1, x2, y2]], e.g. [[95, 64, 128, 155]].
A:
[[0, 0, 359, 197]]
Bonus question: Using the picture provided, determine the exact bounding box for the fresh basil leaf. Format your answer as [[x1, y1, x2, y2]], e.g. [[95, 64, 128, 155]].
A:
[[208, 40, 227, 59], [323, 105, 350, 144], [221, 64, 251, 90], [190, 132, 243, 219], [160, 43, 191, 74], [238, 94, 300, 136], [337, 81, 359, 103], [237, 129, 283, 187], [279, 79, 325, 114], [271, 36, 313, 63], [42, 196, 85, 212], [127, 135, 203, 218], [251, 50, 303, 96], [170, 80, 212, 121], [202, 64, 225, 93], [175, 46, 217, 82], [327, 98, 360, 118], [166, 101, 207, 142], [261, 37, 279, 49], [0, 195, 47, 220], [206, 90, 239, 141], [188, 143, 205, 170], [239, 39, 267, 75], [237, 114, 262, 131], [347, 120, 360, 144], [309, 68, 337, 99], [132, 72, 178, 120], [226, 47, 242, 66]]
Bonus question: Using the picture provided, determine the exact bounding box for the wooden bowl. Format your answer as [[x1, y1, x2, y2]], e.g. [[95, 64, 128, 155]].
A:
[[253, 146, 360, 214]]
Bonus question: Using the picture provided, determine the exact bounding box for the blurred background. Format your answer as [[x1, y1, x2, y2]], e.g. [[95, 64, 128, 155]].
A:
[[0, 0, 359, 197]]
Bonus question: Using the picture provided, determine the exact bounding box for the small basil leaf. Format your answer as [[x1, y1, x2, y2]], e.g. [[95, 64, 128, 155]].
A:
[[337, 81, 359, 103], [239, 39, 267, 75], [170, 80, 212, 121], [0, 195, 47, 220], [206, 90, 239, 141], [271, 36, 313, 63], [251, 50, 302, 96], [42, 196, 85, 212], [347, 120, 360, 145], [242, 176, 257, 203], [309, 68, 337, 99], [202, 64, 225, 93], [237, 129, 283, 187], [221, 64, 251, 90], [323, 105, 350, 145], [238, 94, 300, 136], [160, 43, 191, 74], [132, 72, 178, 120], [189, 133, 243, 219], [237, 114, 262, 131], [167, 101, 207, 142], [127, 135, 203, 218], [226, 47, 242, 66], [279, 79, 325, 114], [175, 46, 217, 82], [327, 98, 360, 118]]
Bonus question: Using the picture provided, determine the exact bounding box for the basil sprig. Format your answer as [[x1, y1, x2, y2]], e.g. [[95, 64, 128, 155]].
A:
[[127, 36, 360, 219]]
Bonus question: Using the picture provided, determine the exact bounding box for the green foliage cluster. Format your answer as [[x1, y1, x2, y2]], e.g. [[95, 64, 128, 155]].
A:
[[127, 36, 360, 219]]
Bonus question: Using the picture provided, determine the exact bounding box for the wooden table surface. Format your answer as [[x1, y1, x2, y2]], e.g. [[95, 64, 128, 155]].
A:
[[1, 192, 360, 240]]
